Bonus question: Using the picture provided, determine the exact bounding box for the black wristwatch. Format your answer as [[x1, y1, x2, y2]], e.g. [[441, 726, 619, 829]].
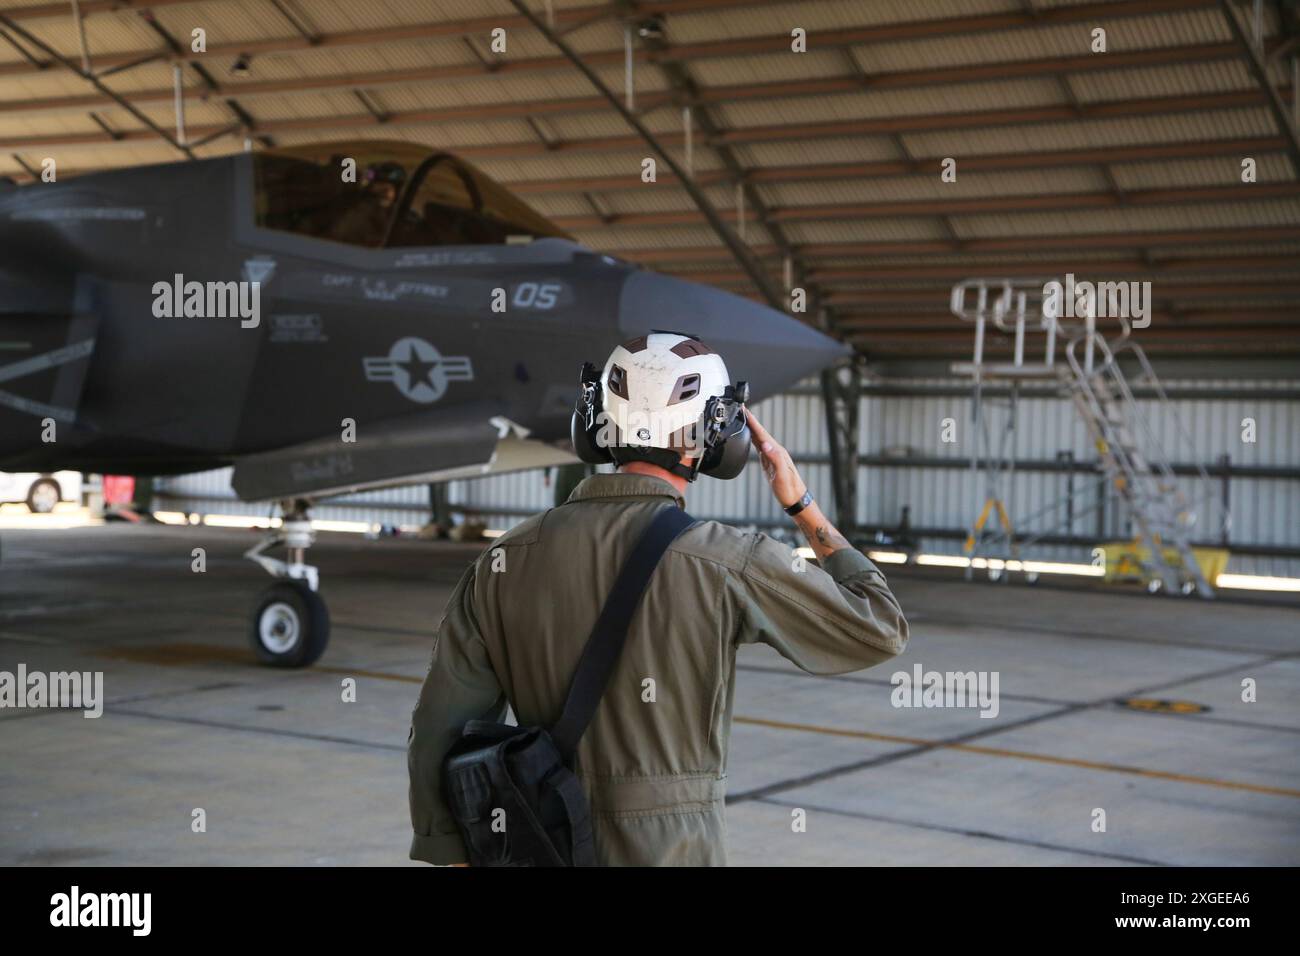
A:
[[785, 489, 813, 517]]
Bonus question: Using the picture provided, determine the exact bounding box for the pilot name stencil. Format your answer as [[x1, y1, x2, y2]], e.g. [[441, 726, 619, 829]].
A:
[[363, 337, 473, 404], [320, 273, 449, 302]]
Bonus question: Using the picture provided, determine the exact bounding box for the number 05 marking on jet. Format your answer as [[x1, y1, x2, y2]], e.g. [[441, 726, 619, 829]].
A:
[[363, 337, 473, 404]]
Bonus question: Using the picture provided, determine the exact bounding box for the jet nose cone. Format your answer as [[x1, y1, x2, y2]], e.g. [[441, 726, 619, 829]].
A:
[[618, 271, 850, 401]]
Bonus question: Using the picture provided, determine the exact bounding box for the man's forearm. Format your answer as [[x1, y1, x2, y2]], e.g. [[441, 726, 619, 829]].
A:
[[792, 501, 853, 560]]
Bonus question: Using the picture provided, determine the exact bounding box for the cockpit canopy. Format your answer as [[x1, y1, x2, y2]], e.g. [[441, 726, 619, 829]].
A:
[[253, 141, 572, 249]]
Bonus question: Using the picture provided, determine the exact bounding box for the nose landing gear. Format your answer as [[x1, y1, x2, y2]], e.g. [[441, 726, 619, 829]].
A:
[[244, 499, 330, 667]]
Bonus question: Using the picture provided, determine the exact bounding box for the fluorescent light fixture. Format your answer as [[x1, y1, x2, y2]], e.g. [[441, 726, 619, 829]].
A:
[[1017, 560, 1105, 577], [916, 554, 970, 568], [152, 511, 189, 525], [482, 529, 506, 538], [309, 519, 372, 534], [913, 554, 1299, 591], [1216, 573, 1300, 593], [866, 550, 908, 564], [202, 514, 279, 529], [0, 511, 97, 529], [914, 553, 1104, 576]]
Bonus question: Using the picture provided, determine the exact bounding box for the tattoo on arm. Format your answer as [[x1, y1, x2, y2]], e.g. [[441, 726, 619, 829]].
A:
[[811, 523, 851, 557], [791, 502, 852, 558]]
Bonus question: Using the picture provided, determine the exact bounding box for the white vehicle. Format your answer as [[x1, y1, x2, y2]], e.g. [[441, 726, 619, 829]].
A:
[[0, 471, 83, 513]]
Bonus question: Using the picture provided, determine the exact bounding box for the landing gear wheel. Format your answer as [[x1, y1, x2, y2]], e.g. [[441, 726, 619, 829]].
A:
[[250, 581, 330, 668], [26, 478, 60, 514]]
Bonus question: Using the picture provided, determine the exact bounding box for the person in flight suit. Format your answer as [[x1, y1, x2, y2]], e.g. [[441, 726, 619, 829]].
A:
[[408, 332, 908, 866]]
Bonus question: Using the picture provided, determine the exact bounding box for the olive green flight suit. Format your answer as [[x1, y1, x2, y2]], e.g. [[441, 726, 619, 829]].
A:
[[409, 472, 908, 866]]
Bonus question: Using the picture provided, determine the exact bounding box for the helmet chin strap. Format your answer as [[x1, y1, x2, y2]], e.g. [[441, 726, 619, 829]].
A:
[[609, 446, 699, 481]]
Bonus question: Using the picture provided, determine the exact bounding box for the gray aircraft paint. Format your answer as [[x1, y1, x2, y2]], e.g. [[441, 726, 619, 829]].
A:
[[0, 146, 847, 500]]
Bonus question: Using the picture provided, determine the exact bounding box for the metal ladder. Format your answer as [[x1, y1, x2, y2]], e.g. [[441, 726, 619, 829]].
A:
[[949, 279, 1224, 596], [1062, 317, 1216, 597]]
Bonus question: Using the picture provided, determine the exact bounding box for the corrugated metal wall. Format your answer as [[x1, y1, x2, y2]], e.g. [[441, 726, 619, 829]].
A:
[[153, 377, 1300, 578]]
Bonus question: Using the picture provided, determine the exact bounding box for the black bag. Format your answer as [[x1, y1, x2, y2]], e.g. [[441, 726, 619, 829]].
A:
[[441, 506, 696, 866]]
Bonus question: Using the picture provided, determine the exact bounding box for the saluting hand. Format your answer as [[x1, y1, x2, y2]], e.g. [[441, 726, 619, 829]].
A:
[[745, 409, 805, 510], [745, 408, 852, 559]]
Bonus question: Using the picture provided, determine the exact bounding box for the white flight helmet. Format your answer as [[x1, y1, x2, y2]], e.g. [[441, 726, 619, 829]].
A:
[[571, 331, 751, 481]]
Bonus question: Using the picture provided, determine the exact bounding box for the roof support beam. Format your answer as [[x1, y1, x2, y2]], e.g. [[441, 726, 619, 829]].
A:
[[0, 27, 44, 68], [136, 10, 272, 151], [4, 0, 203, 21], [617, 0, 861, 531], [5, 85, 1287, 158], [613, 226, 1300, 264], [87, 111, 120, 140], [0, 0, 788, 77], [1219, 0, 1300, 176], [0, 12, 192, 159], [265, 0, 319, 45], [508, 137, 1288, 194], [3, 38, 1277, 119], [546, 182, 1300, 229], [502, 0, 784, 311], [353, 89, 388, 123], [19, 136, 1290, 190], [0, 0, 1217, 77], [69, 0, 91, 74], [682, 254, 1300, 284], [9, 153, 40, 179], [95, 52, 165, 78]]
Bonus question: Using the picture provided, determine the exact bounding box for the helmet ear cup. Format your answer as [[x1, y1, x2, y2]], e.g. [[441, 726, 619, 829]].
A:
[[571, 363, 614, 465], [570, 408, 613, 465], [701, 418, 750, 480]]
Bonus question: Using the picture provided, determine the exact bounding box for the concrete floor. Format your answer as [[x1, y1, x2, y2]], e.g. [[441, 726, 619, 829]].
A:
[[2, 517, 1298, 866]]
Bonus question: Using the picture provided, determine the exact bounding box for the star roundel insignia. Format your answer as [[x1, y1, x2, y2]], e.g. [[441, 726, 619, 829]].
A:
[[362, 336, 474, 404]]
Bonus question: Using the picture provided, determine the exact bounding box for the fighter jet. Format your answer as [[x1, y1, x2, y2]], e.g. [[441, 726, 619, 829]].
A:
[[0, 140, 849, 666]]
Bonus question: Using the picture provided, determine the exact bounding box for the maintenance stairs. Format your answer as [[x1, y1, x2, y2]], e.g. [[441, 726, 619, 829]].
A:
[[950, 279, 1221, 597]]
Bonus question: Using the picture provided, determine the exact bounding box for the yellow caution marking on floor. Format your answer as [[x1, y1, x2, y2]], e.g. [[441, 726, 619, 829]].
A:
[[732, 715, 1300, 799], [1119, 697, 1209, 714]]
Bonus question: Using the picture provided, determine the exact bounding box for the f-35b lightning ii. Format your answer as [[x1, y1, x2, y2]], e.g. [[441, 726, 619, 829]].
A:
[[0, 140, 849, 666]]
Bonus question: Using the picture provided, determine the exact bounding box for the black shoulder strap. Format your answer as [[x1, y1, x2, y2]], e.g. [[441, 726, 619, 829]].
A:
[[550, 506, 695, 760]]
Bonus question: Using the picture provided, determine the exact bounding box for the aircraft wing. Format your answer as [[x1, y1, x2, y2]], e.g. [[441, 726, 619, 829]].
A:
[[229, 401, 577, 501]]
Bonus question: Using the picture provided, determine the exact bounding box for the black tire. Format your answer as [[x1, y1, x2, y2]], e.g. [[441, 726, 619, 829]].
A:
[[249, 581, 330, 668], [26, 478, 61, 514]]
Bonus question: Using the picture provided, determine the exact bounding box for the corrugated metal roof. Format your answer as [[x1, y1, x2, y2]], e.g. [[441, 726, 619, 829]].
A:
[[1115, 155, 1293, 188], [762, 167, 1104, 205], [662, 0, 1016, 44], [902, 109, 1280, 155], [962, 198, 1300, 237], [0, 0, 1294, 357]]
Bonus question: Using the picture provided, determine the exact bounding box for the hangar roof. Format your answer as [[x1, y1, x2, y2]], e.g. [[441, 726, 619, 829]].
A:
[[1, 0, 1297, 363]]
